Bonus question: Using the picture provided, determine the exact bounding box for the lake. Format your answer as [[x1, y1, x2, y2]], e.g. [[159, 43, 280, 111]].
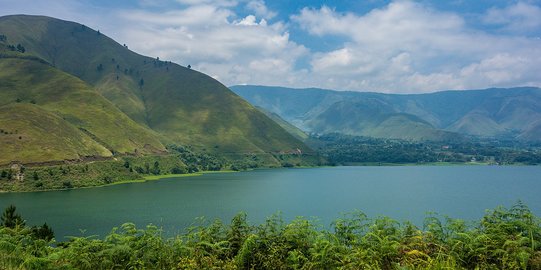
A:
[[0, 166, 540, 240]]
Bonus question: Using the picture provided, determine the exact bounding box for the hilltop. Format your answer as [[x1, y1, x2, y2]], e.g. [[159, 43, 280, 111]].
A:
[[0, 15, 310, 166], [231, 85, 541, 142]]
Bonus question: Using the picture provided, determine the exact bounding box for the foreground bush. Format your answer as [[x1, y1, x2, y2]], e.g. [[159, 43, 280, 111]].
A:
[[0, 202, 540, 269]]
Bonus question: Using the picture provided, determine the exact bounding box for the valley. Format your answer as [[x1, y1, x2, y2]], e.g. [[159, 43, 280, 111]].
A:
[[1, 1, 541, 268]]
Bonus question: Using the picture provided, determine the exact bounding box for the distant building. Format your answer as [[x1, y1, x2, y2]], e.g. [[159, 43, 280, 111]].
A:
[[9, 162, 24, 182]]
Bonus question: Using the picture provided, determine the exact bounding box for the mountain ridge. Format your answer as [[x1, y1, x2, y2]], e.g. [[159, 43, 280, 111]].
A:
[[0, 15, 310, 165], [230, 85, 541, 141]]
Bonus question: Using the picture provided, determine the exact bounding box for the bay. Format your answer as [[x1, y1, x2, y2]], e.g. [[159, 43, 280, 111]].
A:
[[0, 166, 540, 240]]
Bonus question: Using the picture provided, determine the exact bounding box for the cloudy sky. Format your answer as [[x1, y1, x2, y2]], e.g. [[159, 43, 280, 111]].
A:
[[1, 0, 540, 93]]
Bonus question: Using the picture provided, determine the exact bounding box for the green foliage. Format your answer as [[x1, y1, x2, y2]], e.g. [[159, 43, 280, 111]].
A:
[[0, 15, 310, 167], [1, 203, 541, 269], [1, 205, 25, 228], [0, 57, 166, 164], [0, 154, 185, 191], [313, 133, 541, 165], [30, 223, 54, 241], [232, 85, 541, 142]]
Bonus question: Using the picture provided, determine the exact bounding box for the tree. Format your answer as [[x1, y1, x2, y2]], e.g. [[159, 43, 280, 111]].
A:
[[31, 222, 54, 241], [33, 171, 39, 180], [63, 181, 73, 189], [139, 78, 144, 87], [228, 212, 250, 257], [16, 44, 25, 53], [97, 63, 103, 71], [152, 161, 160, 175], [187, 64, 191, 69], [0, 34, 6, 42], [1, 205, 25, 228]]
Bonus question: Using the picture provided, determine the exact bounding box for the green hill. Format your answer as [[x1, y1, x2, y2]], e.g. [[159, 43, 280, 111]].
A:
[[0, 15, 309, 165], [306, 99, 460, 141], [231, 85, 541, 142], [0, 103, 111, 164], [0, 54, 166, 164], [256, 107, 308, 141]]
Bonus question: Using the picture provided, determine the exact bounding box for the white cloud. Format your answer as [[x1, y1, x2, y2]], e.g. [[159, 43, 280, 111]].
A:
[[483, 2, 541, 33], [176, 0, 238, 7], [118, 5, 233, 26], [246, 0, 276, 19], [115, 4, 308, 87], [0, 0, 540, 93], [235, 15, 267, 26], [291, 1, 541, 92]]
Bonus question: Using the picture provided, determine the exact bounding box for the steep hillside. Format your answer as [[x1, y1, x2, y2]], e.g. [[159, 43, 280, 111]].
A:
[[519, 121, 541, 141], [256, 107, 308, 141], [0, 103, 111, 164], [306, 100, 459, 141], [231, 85, 541, 142], [0, 54, 167, 164], [0, 15, 309, 164]]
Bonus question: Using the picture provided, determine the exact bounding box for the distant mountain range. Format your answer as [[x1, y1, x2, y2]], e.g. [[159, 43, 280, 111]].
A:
[[230, 85, 541, 142], [0, 15, 308, 165]]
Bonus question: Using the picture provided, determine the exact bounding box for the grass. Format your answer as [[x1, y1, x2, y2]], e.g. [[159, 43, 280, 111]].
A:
[[0, 15, 311, 166], [256, 106, 309, 141], [0, 103, 110, 164], [0, 55, 166, 164], [0, 155, 189, 192]]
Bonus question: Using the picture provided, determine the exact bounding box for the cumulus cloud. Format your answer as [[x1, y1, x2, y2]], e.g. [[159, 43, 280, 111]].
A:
[[246, 0, 276, 19], [0, 0, 540, 93], [176, 0, 238, 7], [483, 1, 541, 33], [292, 1, 541, 92], [114, 2, 308, 87]]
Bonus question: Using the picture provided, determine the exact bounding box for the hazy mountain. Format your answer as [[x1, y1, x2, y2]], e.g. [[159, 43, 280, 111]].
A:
[[0, 15, 309, 164], [231, 85, 541, 142], [255, 107, 309, 141]]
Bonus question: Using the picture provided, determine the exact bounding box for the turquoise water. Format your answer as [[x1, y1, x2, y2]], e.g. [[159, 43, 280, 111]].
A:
[[0, 166, 540, 240]]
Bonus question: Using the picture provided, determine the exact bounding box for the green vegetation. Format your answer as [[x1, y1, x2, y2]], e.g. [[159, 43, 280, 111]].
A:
[[0, 15, 310, 167], [256, 107, 309, 141], [312, 133, 541, 165], [0, 55, 166, 164], [1, 202, 540, 269], [0, 155, 183, 192], [231, 85, 541, 142], [0, 143, 317, 192]]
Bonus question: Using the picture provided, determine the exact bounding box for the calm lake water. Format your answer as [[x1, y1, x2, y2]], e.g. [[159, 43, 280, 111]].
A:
[[0, 166, 540, 240]]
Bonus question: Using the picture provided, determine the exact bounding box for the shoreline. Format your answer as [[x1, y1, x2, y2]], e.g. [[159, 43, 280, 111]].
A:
[[1, 162, 537, 193], [0, 170, 237, 194]]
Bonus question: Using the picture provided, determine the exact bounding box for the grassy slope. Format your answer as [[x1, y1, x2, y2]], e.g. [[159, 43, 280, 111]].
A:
[[0, 15, 309, 163], [305, 99, 461, 141], [0, 103, 110, 164], [0, 55, 166, 164], [256, 106, 309, 141], [519, 120, 541, 141]]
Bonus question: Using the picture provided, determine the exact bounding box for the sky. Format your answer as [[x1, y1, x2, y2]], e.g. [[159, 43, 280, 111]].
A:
[[1, 0, 540, 93]]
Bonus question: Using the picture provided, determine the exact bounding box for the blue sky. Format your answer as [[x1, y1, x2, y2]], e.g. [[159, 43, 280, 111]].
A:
[[1, 0, 540, 93]]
